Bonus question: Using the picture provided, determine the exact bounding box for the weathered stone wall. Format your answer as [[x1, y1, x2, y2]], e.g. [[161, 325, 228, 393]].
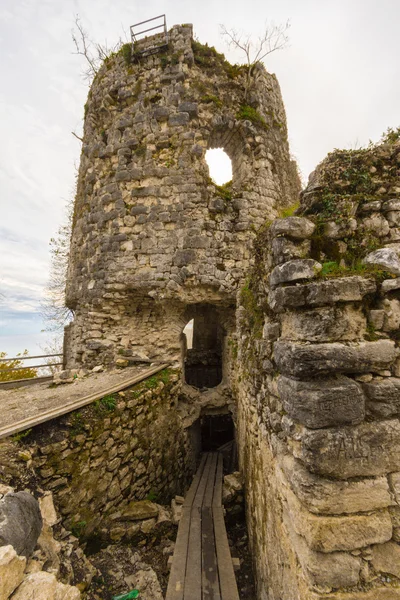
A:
[[22, 370, 197, 540], [235, 136, 400, 599], [65, 23, 300, 370]]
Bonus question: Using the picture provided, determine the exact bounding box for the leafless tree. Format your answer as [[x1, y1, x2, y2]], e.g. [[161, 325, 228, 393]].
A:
[[220, 21, 290, 99], [71, 15, 125, 84], [40, 193, 74, 335]]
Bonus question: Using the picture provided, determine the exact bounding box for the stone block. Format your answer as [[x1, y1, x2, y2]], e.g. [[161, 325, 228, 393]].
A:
[[278, 375, 365, 428], [0, 491, 43, 557], [0, 545, 26, 599], [268, 276, 376, 312], [269, 217, 315, 240], [382, 298, 400, 331], [363, 377, 400, 417], [381, 277, 400, 292], [120, 500, 159, 521], [278, 454, 393, 514], [284, 511, 361, 588], [168, 112, 189, 126], [271, 236, 310, 266], [269, 259, 321, 288], [11, 571, 81, 600], [280, 305, 366, 342], [298, 419, 400, 478], [274, 340, 397, 378], [371, 541, 400, 578], [284, 480, 391, 553], [363, 248, 400, 275]]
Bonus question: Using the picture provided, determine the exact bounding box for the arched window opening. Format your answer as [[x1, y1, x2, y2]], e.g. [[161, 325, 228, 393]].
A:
[[183, 305, 223, 389], [205, 148, 232, 186], [182, 319, 194, 349]]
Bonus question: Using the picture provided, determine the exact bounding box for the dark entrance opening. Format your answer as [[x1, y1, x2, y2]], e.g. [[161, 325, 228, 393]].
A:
[[201, 414, 234, 452], [183, 305, 223, 389]]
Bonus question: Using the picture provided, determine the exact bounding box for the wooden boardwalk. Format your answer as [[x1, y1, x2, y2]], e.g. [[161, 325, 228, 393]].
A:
[[166, 453, 240, 600], [0, 364, 169, 440]]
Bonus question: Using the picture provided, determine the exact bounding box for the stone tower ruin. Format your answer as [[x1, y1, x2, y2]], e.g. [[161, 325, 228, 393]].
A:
[[64, 23, 299, 374]]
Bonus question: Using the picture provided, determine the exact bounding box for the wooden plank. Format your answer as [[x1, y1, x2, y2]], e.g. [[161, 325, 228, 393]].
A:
[[203, 453, 218, 508], [0, 353, 62, 363], [166, 509, 191, 600], [184, 506, 202, 600], [202, 506, 221, 600], [212, 454, 223, 508], [213, 508, 240, 600], [0, 363, 170, 440], [193, 454, 212, 508], [183, 454, 207, 508]]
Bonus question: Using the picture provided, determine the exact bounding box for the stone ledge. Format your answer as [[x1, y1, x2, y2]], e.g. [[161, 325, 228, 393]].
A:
[[268, 276, 376, 312], [278, 375, 365, 428], [274, 339, 397, 378], [277, 453, 394, 515], [297, 419, 400, 478]]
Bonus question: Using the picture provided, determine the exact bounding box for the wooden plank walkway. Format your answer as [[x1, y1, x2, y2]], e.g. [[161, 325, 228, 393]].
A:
[[0, 363, 169, 440], [166, 453, 240, 600]]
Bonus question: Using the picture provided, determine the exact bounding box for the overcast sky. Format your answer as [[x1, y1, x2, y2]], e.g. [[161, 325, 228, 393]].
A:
[[0, 0, 399, 355]]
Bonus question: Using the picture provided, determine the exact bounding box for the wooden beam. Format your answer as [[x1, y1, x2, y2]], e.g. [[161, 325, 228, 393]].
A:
[[0, 363, 170, 440]]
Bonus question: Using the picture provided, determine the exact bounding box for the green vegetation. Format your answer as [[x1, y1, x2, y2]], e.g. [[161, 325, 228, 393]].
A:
[[11, 429, 32, 443], [200, 94, 222, 108], [236, 105, 268, 130], [279, 202, 299, 218], [71, 520, 87, 538], [145, 490, 158, 502], [381, 126, 400, 144], [119, 42, 132, 66], [214, 181, 232, 201], [69, 412, 85, 435], [191, 40, 243, 79], [240, 280, 264, 338], [317, 260, 395, 283], [0, 351, 37, 382], [143, 368, 172, 390], [95, 395, 117, 414]]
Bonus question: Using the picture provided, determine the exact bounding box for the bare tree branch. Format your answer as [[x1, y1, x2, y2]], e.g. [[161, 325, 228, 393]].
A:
[[220, 20, 290, 99], [71, 131, 83, 142], [71, 15, 125, 85]]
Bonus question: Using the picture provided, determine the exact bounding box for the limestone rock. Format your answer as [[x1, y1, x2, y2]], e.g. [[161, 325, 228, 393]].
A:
[[269, 259, 321, 288], [0, 545, 26, 599], [283, 482, 392, 552], [381, 277, 400, 292], [363, 377, 400, 417], [11, 571, 81, 600], [285, 512, 361, 588], [363, 247, 400, 274], [278, 375, 365, 428], [280, 305, 366, 342], [39, 492, 58, 527], [298, 419, 400, 478], [271, 237, 311, 266], [269, 276, 376, 312], [0, 491, 43, 557], [128, 567, 163, 600], [269, 217, 315, 240], [274, 339, 397, 378], [278, 454, 393, 514], [222, 472, 243, 503], [371, 541, 400, 578], [120, 500, 159, 521]]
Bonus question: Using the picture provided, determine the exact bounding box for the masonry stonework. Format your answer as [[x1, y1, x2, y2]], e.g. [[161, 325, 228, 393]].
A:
[[235, 136, 400, 598], [64, 24, 299, 370], [62, 20, 400, 599]]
